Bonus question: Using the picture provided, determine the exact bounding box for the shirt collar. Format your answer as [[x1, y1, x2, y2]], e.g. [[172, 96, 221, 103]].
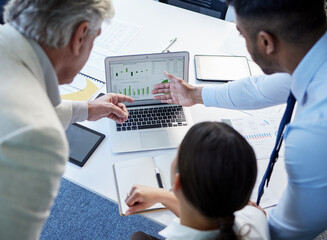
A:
[[26, 38, 61, 107], [292, 31, 327, 103], [159, 218, 220, 240]]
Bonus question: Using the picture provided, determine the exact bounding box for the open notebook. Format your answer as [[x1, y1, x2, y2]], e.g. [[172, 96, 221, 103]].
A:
[[59, 72, 105, 101], [113, 151, 176, 216]]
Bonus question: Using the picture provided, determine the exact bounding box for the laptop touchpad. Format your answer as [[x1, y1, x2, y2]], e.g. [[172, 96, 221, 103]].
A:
[[140, 131, 170, 149]]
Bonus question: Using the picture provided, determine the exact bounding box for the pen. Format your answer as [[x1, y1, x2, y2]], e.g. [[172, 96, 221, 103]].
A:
[[161, 37, 177, 53], [155, 168, 164, 188]]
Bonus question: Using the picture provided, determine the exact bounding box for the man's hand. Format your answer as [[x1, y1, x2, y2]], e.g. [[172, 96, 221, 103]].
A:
[[125, 185, 166, 215], [87, 93, 134, 123], [152, 71, 203, 107]]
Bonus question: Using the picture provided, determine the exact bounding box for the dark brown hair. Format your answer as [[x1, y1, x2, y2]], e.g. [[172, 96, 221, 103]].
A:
[[177, 122, 257, 240]]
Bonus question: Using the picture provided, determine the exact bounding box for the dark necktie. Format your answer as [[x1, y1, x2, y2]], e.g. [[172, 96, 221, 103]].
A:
[[256, 92, 296, 205]]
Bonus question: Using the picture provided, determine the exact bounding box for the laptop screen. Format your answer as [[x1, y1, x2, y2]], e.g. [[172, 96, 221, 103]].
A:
[[105, 52, 189, 106]]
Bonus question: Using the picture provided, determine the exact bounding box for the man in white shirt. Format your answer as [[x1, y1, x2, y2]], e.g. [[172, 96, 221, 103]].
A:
[[0, 0, 133, 239]]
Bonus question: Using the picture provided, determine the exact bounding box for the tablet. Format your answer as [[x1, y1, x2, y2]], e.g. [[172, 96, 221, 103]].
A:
[[65, 123, 105, 167], [194, 55, 251, 82]]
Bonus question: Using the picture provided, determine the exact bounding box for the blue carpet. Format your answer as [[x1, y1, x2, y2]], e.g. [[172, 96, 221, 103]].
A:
[[41, 178, 165, 240]]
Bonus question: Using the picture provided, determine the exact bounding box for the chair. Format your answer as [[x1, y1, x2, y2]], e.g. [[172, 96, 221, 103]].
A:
[[159, 0, 228, 20], [0, 0, 8, 24]]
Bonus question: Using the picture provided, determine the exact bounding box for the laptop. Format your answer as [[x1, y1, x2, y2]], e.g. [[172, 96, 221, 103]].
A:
[[105, 52, 192, 153]]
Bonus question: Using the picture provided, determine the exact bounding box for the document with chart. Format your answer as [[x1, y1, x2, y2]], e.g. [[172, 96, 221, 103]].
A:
[[221, 105, 285, 160], [59, 73, 105, 101]]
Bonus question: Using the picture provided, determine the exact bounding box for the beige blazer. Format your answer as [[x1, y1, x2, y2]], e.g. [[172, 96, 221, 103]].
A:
[[0, 24, 69, 239]]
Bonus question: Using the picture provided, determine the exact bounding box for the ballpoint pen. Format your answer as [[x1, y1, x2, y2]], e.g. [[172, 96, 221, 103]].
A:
[[155, 168, 164, 188], [161, 37, 177, 53]]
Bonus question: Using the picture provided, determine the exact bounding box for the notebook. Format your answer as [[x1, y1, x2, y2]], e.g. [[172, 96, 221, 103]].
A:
[[59, 72, 105, 101], [105, 52, 192, 153], [113, 151, 176, 216]]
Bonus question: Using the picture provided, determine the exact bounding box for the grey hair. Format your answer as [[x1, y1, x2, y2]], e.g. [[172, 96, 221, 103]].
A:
[[3, 0, 114, 48]]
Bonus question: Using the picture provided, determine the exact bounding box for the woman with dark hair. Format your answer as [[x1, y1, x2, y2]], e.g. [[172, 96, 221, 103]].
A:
[[126, 122, 269, 240]]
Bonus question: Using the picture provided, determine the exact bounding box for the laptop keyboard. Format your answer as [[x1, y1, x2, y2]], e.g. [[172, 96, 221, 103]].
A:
[[116, 106, 187, 131]]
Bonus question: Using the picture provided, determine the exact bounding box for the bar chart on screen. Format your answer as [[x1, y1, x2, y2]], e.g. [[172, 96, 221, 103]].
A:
[[110, 58, 183, 100], [59, 73, 105, 101]]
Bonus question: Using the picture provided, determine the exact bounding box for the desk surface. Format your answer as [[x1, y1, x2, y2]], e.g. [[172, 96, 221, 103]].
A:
[[64, 0, 288, 226]]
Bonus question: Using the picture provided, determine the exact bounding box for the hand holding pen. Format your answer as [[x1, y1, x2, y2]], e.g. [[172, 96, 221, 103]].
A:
[[125, 185, 165, 215]]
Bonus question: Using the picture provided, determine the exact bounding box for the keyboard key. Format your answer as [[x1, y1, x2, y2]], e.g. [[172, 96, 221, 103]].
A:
[[176, 118, 186, 122], [138, 124, 162, 129]]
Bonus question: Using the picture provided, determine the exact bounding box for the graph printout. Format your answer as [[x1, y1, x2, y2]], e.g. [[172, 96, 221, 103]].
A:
[[110, 58, 184, 100], [59, 73, 105, 101], [222, 116, 279, 160]]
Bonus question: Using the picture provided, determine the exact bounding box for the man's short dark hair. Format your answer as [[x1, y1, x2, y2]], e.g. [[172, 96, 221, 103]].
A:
[[227, 0, 327, 44]]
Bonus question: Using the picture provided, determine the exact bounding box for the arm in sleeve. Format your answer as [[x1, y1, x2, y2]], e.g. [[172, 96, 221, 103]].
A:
[[55, 101, 88, 129], [202, 73, 292, 110], [0, 125, 68, 240]]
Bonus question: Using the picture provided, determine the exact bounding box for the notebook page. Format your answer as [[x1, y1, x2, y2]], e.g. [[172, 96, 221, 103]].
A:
[[153, 151, 177, 191], [113, 157, 164, 215]]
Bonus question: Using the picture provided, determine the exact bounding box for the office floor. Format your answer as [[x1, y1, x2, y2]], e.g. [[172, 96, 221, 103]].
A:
[[41, 178, 164, 240]]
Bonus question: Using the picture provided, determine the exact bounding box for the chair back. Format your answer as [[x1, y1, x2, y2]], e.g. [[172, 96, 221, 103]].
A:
[[159, 0, 228, 19]]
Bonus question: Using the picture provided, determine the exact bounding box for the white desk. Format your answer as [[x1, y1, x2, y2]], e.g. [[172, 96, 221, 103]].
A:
[[64, 0, 288, 226]]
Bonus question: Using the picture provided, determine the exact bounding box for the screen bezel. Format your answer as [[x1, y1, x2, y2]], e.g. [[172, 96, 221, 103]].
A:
[[105, 51, 189, 107]]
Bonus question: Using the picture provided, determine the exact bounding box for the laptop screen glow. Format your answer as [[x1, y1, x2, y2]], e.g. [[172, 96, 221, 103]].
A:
[[110, 58, 184, 101]]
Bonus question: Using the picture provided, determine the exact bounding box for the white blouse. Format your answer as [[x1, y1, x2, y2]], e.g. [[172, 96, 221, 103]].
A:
[[159, 206, 269, 240]]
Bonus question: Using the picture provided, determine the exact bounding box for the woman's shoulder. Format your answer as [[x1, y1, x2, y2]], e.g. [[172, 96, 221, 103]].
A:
[[234, 205, 270, 240]]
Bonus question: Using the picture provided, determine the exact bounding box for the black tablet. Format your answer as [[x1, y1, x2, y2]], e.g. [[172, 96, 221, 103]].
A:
[[65, 123, 105, 167]]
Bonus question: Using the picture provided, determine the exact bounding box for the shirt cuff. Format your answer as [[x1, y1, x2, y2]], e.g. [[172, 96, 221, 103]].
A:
[[71, 101, 88, 123], [202, 86, 219, 107]]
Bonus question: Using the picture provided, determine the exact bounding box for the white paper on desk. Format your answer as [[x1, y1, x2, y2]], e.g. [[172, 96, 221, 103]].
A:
[[113, 151, 176, 215], [222, 117, 276, 160], [250, 159, 279, 209], [222, 105, 285, 160], [250, 183, 278, 209], [81, 51, 107, 80], [93, 19, 143, 56], [81, 20, 143, 81]]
